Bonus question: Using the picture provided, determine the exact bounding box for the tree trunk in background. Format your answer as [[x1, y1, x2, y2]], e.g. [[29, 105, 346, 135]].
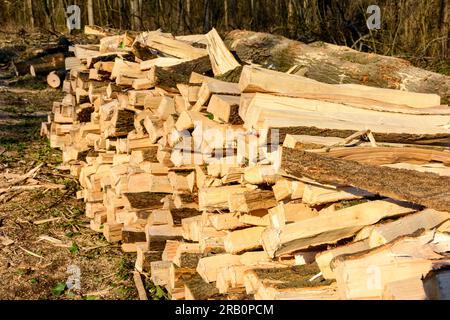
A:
[[88, 0, 95, 26], [27, 0, 34, 29], [225, 30, 450, 103], [131, 0, 141, 30], [229, 0, 238, 29], [203, 0, 210, 33], [224, 0, 229, 30], [440, 0, 449, 58]]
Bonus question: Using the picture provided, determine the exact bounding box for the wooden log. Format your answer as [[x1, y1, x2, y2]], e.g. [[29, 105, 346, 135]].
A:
[[206, 28, 241, 76], [245, 94, 450, 144], [332, 231, 450, 299], [368, 209, 450, 248], [302, 184, 374, 206], [30, 53, 66, 77], [268, 202, 318, 229], [47, 69, 67, 88], [228, 190, 277, 213], [137, 31, 208, 60], [148, 55, 212, 90], [226, 30, 450, 101], [238, 66, 442, 108], [315, 240, 371, 280], [207, 95, 242, 124], [281, 148, 450, 212], [150, 261, 172, 286], [224, 227, 266, 254], [318, 147, 450, 166], [244, 264, 336, 300], [184, 273, 220, 300], [262, 199, 418, 258]]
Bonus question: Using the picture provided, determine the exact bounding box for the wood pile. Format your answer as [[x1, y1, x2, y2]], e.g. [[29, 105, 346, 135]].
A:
[[41, 26, 450, 300]]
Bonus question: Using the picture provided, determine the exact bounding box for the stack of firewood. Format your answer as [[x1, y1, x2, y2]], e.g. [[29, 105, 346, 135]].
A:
[[42, 25, 450, 301]]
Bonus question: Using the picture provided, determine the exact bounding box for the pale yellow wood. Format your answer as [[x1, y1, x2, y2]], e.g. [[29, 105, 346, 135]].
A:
[[315, 240, 370, 280], [239, 66, 441, 108], [369, 209, 450, 248], [262, 199, 418, 258], [382, 278, 427, 300], [224, 227, 265, 254], [206, 28, 241, 76]]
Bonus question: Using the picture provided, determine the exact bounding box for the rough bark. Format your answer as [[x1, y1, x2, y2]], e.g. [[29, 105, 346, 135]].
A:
[[225, 30, 450, 103], [281, 148, 450, 212]]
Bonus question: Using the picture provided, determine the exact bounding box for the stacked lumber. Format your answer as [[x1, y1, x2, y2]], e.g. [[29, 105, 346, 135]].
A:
[[42, 26, 450, 300]]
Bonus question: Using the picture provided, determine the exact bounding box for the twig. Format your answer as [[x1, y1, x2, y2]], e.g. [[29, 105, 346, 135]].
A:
[[0, 163, 43, 189], [18, 246, 44, 259], [33, 217, 62, 225], [323, 130, 371, 152]]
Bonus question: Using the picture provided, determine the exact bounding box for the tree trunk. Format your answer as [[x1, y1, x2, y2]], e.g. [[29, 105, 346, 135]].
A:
[[225, 30, 450, 103], [224, 0, 229, 30], [87, 0, 94, 25], [203, 0, 210, 33], [131, 0, 141, 30], [27, 0, 34, 29]]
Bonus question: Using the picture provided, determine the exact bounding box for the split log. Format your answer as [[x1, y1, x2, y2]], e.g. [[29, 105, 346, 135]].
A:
[[368, 209, 450, 248], [315, 240, 371, 280], [206, 28, 241, 76], [332, 231, 450, 299], [244, 94, 450, 144], [261, 199, 418, 257], [225, 30, 450, 102], [281, 148, 450, 212], [238, 66, 442, 108]]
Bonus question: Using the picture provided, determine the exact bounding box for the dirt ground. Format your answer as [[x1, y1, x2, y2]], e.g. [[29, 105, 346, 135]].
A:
[[0, 84, 154, 300], [0, 29, 169, 301]]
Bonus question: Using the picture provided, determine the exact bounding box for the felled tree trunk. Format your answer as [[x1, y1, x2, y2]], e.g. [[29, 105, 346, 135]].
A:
[[225, 30, 450, 103]]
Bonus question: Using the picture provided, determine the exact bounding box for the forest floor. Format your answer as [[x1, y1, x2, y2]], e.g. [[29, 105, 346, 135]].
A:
[[0, 83, 148, 300], [0, 30, 170, 301]]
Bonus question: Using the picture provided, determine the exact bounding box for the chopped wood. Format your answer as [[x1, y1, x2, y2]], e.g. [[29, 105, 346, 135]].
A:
[[281, 148, 450, 212], [205, 28, 240, 76], [262, 199, 419, 257]]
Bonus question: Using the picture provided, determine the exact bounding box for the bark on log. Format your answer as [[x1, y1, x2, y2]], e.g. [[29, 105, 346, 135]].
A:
[[30, 53, 66, 77], [225, 30, 450, 103], [281, 148, 450, 212]]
